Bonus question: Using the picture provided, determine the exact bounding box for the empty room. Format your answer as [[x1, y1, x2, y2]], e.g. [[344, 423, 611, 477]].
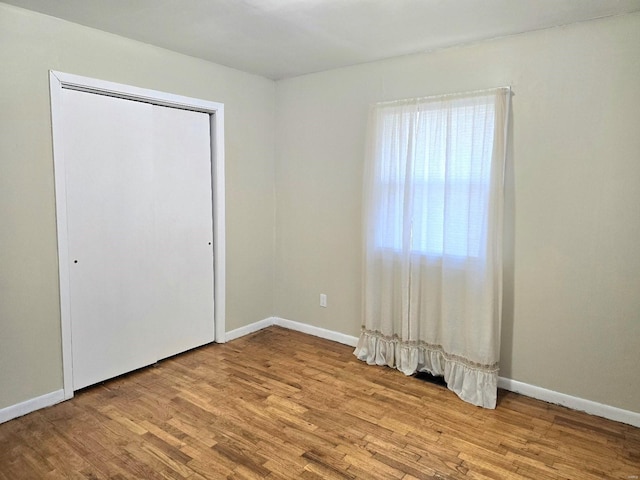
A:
[[0, 1, 639, 478]]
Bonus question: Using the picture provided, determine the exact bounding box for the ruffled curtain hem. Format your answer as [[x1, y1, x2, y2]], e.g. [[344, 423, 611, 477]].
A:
[[353, 329, 498, 409]]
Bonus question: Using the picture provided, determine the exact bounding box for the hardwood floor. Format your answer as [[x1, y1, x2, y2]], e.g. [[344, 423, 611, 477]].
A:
[[1, 326, 638, 479]]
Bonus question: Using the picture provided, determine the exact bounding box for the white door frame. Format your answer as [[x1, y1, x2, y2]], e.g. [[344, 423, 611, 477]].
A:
[[49, 70, 226, 400]]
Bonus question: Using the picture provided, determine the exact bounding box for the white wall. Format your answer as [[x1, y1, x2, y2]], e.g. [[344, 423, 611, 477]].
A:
[[0, 4, 275, 409], [275, 13, 640, 413]]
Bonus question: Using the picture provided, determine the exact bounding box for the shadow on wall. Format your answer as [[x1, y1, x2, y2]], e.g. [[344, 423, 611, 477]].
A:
[[500, 103, 516, 379]]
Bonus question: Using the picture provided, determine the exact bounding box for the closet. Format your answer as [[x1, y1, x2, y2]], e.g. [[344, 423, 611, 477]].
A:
[[51, 72, 224, 393]]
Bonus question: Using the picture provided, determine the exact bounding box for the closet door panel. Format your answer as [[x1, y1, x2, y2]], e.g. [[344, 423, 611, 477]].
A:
[[151, 105, 214, 359], [63, 90, 158, 390]]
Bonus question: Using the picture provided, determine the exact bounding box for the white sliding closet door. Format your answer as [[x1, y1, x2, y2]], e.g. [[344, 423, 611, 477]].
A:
[[151, 105, 214, 360], [62, 89, 214, 390]]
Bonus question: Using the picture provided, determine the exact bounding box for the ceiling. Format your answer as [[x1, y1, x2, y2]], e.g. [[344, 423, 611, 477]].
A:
[[4, 0, 640, 80]]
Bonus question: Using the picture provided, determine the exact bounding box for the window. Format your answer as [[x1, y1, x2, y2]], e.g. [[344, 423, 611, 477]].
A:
[[369, 93, 499, 259]]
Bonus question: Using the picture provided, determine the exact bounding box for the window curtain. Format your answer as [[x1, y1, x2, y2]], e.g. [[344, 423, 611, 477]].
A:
[[354, 88, 511, 409]]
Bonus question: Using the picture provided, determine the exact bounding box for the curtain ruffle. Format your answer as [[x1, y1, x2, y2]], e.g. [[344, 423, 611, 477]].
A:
[[354, 329, 498, 409]]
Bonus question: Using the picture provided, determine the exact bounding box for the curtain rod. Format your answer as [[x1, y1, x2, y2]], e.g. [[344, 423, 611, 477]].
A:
[[375, 86, 512, 107]]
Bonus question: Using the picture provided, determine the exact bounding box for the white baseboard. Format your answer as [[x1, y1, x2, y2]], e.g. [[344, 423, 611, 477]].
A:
[[274, 317, 359, 347], [226, 317, 640, 427], [0, 389, 65, 424], [498, 377, 640, 428], [225, 317, 276, 342], [225, 317, 359, 347]]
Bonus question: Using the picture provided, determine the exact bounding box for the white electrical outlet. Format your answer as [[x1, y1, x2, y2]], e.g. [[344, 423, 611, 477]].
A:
[[320, 294, 327, 307]]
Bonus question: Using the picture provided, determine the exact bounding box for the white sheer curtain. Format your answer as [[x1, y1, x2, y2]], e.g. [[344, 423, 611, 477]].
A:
[[355, 88, 510, 408]]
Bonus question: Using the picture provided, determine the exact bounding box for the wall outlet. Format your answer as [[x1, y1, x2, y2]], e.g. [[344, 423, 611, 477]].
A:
[[320, 294, 327, 308]]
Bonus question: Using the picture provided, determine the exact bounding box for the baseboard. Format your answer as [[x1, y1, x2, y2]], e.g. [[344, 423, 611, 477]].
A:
[[225, 317, 359, 347], [498, 377, 640, 428], [274, 317, 359, 347], [225, 317, 276, 342], [0, 389, 65, 424], [225, 317, 639, 427]]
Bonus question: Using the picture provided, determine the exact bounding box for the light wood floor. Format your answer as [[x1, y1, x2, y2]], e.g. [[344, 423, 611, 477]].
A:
[[1, 326, 638, 479]]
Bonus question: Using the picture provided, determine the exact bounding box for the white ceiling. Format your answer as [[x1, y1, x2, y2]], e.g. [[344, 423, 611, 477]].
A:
[[4, 0, 640, 80]]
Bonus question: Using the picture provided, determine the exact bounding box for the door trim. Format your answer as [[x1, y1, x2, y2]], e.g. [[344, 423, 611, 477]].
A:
[[49, 70, 226, 400]]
